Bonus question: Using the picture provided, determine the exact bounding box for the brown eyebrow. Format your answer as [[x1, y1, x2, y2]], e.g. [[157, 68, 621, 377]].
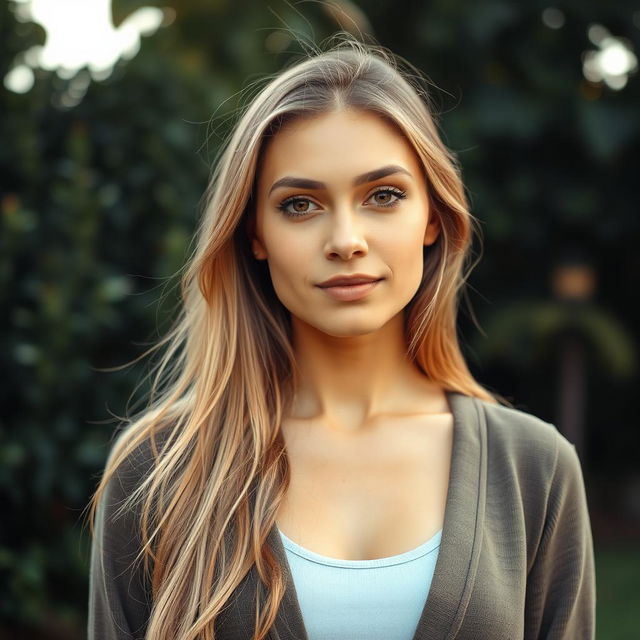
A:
[[268, 164, 412, 196]]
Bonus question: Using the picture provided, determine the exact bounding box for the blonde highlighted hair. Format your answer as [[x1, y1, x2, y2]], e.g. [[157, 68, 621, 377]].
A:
[[87, 34, 504, 640]]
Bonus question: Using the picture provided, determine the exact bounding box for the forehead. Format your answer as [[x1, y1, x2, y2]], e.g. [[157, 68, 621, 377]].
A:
[[257, 108, 423, 187]]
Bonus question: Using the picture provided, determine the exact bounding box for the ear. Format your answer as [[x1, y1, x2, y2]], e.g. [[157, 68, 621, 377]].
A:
[[251, 236, 267, 259], [424, 214, 441, 247], [244, 207, 268, 259]]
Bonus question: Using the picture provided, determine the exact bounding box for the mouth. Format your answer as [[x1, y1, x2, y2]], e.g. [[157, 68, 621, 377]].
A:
[[317, 275, 383, 288], [316, 278, 384, 301]]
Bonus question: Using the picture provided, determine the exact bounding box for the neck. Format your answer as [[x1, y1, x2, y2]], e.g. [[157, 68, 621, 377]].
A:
[[288, 312, 445, 432]]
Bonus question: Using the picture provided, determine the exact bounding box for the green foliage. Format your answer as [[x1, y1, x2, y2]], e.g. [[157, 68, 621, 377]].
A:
[[595, 546, 640, 639], [0, 1, 340, 635], [470, 299, 636, 376]]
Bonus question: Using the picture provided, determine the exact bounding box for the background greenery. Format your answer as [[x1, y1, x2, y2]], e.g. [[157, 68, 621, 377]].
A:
[[1, 0, 638, 637]]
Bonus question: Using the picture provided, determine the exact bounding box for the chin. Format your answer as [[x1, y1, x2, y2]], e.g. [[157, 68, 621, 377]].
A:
[[308, 318, 387, 338]]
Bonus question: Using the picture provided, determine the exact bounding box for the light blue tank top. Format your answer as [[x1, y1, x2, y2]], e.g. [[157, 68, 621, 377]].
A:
[[278, 527, 442, 640]]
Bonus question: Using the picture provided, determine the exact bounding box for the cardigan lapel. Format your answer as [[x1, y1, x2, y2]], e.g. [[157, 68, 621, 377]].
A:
[[412, 390, 487, 639], [265, 390, 487, 640]]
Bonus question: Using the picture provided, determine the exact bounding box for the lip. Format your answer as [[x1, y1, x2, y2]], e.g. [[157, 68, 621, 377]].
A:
[[317, 274, 382, 288], [316, 278, 383, 302]]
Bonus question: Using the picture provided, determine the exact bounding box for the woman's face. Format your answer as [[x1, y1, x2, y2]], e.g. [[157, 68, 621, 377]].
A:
[[252, 108, 440, 338]]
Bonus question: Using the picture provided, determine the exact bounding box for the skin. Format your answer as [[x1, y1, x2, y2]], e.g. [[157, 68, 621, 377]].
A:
[[252, 107, 448, 431], [251, 107, 454, 559]]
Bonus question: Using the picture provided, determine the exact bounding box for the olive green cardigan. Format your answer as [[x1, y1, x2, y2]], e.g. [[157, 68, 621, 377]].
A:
[[88, 391, 596, 639]]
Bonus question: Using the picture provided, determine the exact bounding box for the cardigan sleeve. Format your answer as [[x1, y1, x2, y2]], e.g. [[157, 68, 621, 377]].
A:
[[87, 440, 154, 640], [524, 432, 596, 639]]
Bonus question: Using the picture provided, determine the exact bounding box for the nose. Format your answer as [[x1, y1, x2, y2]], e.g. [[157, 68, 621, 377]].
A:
[[323, 207, 369, 260]]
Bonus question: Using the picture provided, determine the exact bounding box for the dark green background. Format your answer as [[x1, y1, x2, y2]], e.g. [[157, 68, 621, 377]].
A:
[[1, 0, 638, 637]]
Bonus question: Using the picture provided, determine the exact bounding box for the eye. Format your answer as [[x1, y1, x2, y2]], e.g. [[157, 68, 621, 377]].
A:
[[277, 196, 321, 218], [276, 186, 407, 218], [365, 187, 407, 208]]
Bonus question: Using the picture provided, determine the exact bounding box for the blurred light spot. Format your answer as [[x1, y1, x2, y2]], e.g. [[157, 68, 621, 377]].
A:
[[265, 30, 291, 54], [582, 24, 638, 90], [68, 70, 91, 98], [124, 6, 166, 35], [98, 276, 132, 302], [98, 183, 121, 206], [5, 0, 169, 96], [320, 0, 373, 36], [162, 7, 176, 27], [57, 67, 78, 80], [2, 443, 26, 467], [90, 67, 113, 82], [23, 44, 43, 66], [14, 343, 39, 365], [600, 41, 636, 75], [3, 63, 34, 93], [542, 7, 565, 29], [59, 92, 81, 108], [588, 24, 609, 46], [11, 0, 32, 22], [2, 194, 20, 215], [552, 264, 596, 301]]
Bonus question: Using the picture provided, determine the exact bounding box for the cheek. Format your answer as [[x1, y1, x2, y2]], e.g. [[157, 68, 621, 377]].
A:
[[263, 227, 312, 292], [384, 226, 426, 284]]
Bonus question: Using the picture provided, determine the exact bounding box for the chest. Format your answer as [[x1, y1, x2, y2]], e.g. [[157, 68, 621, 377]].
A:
[[276, 412, 454, 561]]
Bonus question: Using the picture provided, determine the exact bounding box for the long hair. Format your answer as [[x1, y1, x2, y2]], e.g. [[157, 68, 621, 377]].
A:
[[87, 34, 505, 640]]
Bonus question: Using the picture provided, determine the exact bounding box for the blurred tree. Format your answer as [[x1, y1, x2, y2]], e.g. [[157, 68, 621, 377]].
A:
[[365, 0, 640, 470], [0, 0, 337, 636]]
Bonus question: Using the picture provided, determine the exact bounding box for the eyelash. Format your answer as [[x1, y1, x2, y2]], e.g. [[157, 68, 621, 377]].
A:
[[276, 187, 407, 218]]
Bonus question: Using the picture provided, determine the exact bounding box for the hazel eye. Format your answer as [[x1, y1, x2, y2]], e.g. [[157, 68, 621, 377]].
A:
[[366, 187, 407, 208], [277, 197, 320, 217]]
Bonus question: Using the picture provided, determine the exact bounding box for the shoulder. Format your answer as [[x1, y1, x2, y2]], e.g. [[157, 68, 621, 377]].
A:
[[88, 431, 165, 638], [472, 396, 579, 488], [469, 396, 589, 552], [98, 426, 172, 518]]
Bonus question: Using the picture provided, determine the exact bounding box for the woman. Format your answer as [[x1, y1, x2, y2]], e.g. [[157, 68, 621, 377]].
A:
[[87, 36, 596, 640]]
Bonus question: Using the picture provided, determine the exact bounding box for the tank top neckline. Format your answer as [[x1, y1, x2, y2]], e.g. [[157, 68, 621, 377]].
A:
[[277, 527, 442, 568]]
